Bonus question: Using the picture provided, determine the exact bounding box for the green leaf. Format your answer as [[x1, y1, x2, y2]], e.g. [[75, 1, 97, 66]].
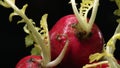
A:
[[17, 19, 25, 24], [89, 53, 105, 63], [9, 12, 19, 22], [25, 35, 34, 47], [31, 45, 41, 55], [113, 9, 120, 16], [20, 4, 28, 15], [40, 14, 48, 38], [9, 4, 28, 22], [0, 0, 14, 8], [39, 14, 50, 46], [116, 18, 120, 23], [115, 0, 120, 9]]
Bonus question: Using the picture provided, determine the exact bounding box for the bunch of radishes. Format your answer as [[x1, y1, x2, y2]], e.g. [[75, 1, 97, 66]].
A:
[[0, 0, 120, 68]]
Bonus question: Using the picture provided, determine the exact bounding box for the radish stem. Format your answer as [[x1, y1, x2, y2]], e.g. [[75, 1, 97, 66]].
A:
[[0, 0, 70, 67], [71, 0, 99, 35], [4, 0, 50, 66], [83, 61, 108, 68], [104, 0, 120, 67], [46, 40, 69, 67]]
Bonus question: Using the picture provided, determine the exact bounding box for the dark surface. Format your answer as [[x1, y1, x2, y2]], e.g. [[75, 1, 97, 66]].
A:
[[0, 0, 120, 68]]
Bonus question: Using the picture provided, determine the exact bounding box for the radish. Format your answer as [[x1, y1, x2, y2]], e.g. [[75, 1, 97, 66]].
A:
[[50, 0, 104, 67], [88, 33, 120, 68], [16, 55, 42, 68], [85, 0, 120, 68], [1, 0, 120, 68]]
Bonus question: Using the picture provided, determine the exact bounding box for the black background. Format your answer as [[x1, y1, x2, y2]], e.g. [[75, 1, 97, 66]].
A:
[[0, 0, 120, 68]]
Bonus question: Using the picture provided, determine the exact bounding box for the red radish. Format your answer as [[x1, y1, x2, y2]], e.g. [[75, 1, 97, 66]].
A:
[[50, 0, 104, 67], [50, 14, 104, 68], [16, 55, 42, 68], [96, 63, 109, 68]]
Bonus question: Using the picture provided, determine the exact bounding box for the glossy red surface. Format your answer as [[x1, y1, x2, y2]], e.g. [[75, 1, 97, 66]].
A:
[[50, 14, 104, 68], [16, 55, 42, 68]]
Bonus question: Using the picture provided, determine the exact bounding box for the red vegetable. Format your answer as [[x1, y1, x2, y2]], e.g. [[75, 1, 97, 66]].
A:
[[50, 14, 104, 68], [49, 0, 104, 67], [16, 55, 42, 68], [96, 63, 109, 68], [88, 63, 109, 68]]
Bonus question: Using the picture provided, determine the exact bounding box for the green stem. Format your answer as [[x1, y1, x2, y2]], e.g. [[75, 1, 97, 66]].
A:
[[46, 40, 69, 67], [105, 33, 120, 68], [114, 23, 120, 34], [105, 0, 120, 62], [105, 55, 120, 68], [5, 0, 50, 66], [71, 0, 99, 35], [83, 61, 108, 68], [71, 0, 89, 33], [89, 0, 99, 31]]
